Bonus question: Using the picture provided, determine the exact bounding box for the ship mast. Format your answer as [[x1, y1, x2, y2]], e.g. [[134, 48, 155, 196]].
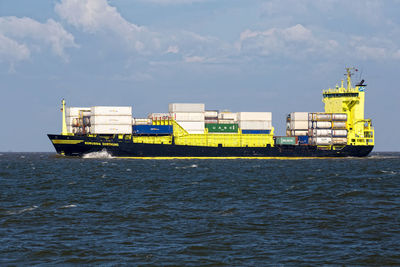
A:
[[61, 99, 68, 135]]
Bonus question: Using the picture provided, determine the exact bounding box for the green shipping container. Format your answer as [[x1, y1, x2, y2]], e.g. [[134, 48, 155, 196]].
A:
[[276, 136, 296, 145], [205, 123, 238, 133]]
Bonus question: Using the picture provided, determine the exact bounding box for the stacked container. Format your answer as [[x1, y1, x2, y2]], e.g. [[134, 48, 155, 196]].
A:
[[90, 106, 132, 134], [205, 110, 218, 124], [218, 112, 238, 124], [133, 118, 152, 125], [308, 113, 347, 145], [287, 112, 309, 136], [65, 107, 91, 134], [169, 103, 205, 134], [237, 112, 272, 134], [148, 113, 172, 121]]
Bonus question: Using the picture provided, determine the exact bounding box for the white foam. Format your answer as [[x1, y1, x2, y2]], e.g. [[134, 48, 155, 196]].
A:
[[368, 155, 400, 159], [175, 164, 198, 169], [83, 149, 113, 159], [7, 205, 38, 215], [60, 204, 77, 209]]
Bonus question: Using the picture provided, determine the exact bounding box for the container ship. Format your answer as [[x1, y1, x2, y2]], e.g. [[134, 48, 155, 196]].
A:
[[48, 68, 374, 158]]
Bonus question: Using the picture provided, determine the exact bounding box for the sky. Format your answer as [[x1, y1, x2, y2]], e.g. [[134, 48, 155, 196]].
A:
[[0, 0, 399, 152]]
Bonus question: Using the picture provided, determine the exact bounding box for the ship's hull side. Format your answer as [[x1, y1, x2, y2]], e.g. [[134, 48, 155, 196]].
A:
[[48, 134, 373, 158]]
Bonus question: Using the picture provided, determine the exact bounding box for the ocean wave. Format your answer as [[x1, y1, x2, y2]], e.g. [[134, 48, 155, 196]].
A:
[[368, 154, 400, 159], [82, 149, 113, 159], [6, 205, 38, 215], [175, 164, 198, 169], [60, 204, 77, 209]]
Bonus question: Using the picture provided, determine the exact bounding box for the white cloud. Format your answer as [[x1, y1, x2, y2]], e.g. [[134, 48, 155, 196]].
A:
[[55, 0, 231, 61], [237, 24, 337, 58], [0, 16, 77, 63], [0, 33, 30, 63], [55, 0, 160, 53], [282, 24, 313, 42], [166, 45, 179, 54], [355, 46, 387, 60], [349, 36, 400, 61]]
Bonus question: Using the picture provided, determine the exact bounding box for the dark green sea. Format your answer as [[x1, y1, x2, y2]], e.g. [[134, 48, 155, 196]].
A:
[[0, 152, 399, 265]]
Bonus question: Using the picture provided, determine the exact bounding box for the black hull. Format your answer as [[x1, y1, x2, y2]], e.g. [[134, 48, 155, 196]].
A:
[[48, 134, 374, 158]]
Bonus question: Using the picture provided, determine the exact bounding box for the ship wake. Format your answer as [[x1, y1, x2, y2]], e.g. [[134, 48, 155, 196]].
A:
[[83, 149, 113, 159]]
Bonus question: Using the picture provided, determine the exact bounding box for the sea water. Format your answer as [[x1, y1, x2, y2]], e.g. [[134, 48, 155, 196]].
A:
[[0, 152, 399, 265]]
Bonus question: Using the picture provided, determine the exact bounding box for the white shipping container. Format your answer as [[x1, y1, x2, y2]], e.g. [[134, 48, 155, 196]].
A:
[[310, 113, 332, 121], [91, 106, 132, 116], [332, 113, 347, 121], [169, 103, 205, 113], [205, 110, 218, 118], [290, 120, 308, 130], [173, 112, 205, 121], [332, 137, 348, 144], [291, 130, 308, 136], [177, 121, 205, 131], [91, 116, 132, 125], [290, 112, 309, 121], [313, 129, 332, 137], [218, 119, 237, 124], [332, 130, 347, 137], [332, 122, 346, 129], [90, 124, 132, 134], [133, 118, 152, 125], [148, 113, 171, 120], [66, 117, 79, 127], [239, 120, 272, 130], [219, 112, 238, 121], [186, 129, 205, 134], [312, 121, 332, 129], [313, 137, 332, 145], [66, 107, 90, 117], [238, 112, 272, 121]]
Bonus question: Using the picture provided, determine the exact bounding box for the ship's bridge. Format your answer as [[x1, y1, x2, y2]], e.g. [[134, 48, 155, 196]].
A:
[[322, 68, 374, 147]]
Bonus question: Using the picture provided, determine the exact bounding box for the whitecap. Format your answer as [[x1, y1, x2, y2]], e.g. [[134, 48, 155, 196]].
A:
[[191, 164, 198, 168], [60, 204, 77, 209], [83, 149, 113, 159], [126, 168, 131, 171], [7, 205, 38, 215]]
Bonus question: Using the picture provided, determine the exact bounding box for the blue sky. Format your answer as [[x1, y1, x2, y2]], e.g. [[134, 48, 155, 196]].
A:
[[0, 0, 399, 152]]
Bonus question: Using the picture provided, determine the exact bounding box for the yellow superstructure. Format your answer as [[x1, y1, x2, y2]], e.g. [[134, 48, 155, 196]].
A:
[[322, 68, 374, 146]]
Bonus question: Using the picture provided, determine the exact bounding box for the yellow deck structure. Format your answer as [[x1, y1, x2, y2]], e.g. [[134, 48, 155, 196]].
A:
[[322, 68, 374, 147], [129, 119, 275, 148]]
